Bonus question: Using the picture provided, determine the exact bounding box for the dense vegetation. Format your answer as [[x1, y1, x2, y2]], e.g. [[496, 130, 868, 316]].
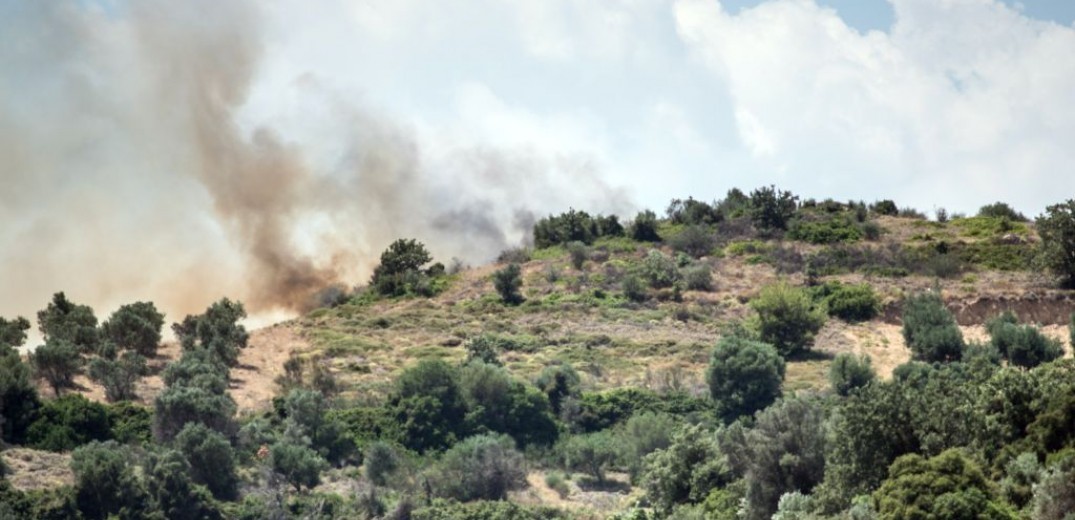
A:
[[3, 189, 1075, 519]]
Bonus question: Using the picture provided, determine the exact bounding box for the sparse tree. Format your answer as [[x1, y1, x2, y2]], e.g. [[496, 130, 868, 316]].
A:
[[37, 292, 99, 353], [1036, 200, 1075, 287], [371, 238, 435, 296], [493, 263, 524, 304], [749, 185, 798, 232], [172, 298, 249, 367], [0, 316, 30, 348], [101, 301, 165, 357], [829, 353, 876, 396], [432, 433, 527, 501], [270, 425, 328, 492], [30, 338, 83, 396], [89, 350, 147, 402]]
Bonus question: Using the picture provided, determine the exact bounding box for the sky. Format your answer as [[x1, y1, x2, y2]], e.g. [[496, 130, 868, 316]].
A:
[[2, 0, 1075, 329]]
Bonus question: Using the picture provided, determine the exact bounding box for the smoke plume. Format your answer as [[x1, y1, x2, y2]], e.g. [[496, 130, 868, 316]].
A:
[[0, 0, 631, 324]]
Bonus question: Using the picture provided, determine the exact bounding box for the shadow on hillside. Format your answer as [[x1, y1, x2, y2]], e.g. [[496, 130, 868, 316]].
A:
[[575, 477, 631, 493], [787, 350, 835, 362]]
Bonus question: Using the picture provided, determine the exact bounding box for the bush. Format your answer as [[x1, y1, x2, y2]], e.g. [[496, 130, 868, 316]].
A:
[[670, 226, 717, 258], [788, 217, 862, 244], [545, 471, 571, 498], [566, 241, 589, 270], [533, 209, 623, 248], [100, 301, 165, 357], [145, 449, 222, 520], [901, 292, 964, 362], [829, 353, 876, 396], [463, 335, 502, 366], [749, 185, 798, 232], [364, 441, 400, 486], [871, 449, 1014, 519], [175, 422, 239, 500], [389, 359, 468, 453], [26, 394, 111, 452], [622, 274, 648, 302], [37, 292, 99, 353], [978, 202, 1027, 222], [870, 200, 899, 217], [492, 263, 523, 305], [370, 238, 435, 296], [631, 210, 662, 242], [70, 441, 145, 520], [707, 336, 785, 421], [0, 346, 39, 444], [1036, 200, 1075, 286], [535, 363, 581, 415], [282, 388, 354, 464], [459, 362, 558, 447], [667, 197, 722, 226], [30, 338, 83, 396], [618, 412, 678, 480], [0, 316, 30, 348], [682, 264, 713, 291], [558, 431, 618, 483], [813, 282, 879, 322], [88, 351, 147, 402], [270, 431, 328, 492], [641, 423, 732, 514], [750, 282, 826, 357], [432, 434, 527, 502], [154, 384, 236, 442], [642, 250, 680, 289], [986, 313, 1063, 369], [171, 298, 249, 367]]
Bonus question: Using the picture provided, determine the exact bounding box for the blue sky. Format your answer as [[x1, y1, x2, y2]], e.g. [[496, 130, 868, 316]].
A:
[[2, 0, 1075, 322]]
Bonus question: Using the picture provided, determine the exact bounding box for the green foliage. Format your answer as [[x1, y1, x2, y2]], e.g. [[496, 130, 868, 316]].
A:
[[707, 335, 785, 422], [0, 345, 39, 444], [721, 397, 828, 520], [282, 388, 354, 464], [870, 200, 899, 217], [667, 197, 722, 226], [829, 353, 876, 396], [364, 441, 400, 486], [1030, 455, 1075, 520], [901, 292, 964, 362], [641, 249, 680, 288], [0, 316, 30, 348], [631, 210, 662, 242], [998, 452, 1041, 509], [30, 338, 83, 396], [567, 241, 589, 270], [566, 388, 713, 433], [1036, 200, 1075, 286], [70, 440, 146, 520], [978, 202, 1027, 222], [669, 225, 718, 258], [37, 292, 99, 353], [788, 217, 863, 244], [622, 274, 648, 302], [460, 361, 558, 447], [432, 433, 528, 502], [154, 384, 237, 442], [811, 282, 879, 322], [412, 500, 568, 520], [145, 449, 222, 520], [390, 359, 469, 453], [106, 401, 152, 445], [819, 382, 918, 509], [171, 297, 249, 367], [750, 282, 826, 357], [101, 301, 164, 357], [618, 412, 679, 481], [270, 427, 329, 492], [88, 351, 147, 402], [535, 362, 581, 415], [464, 335, 502, 366], [558, 430, 618, 482], [371, 238, 435, 295], [871, 449, 1015, 520], [492, 263, 523, 304], [27, 394, 111, 452], [641, 424, 733, 514], [986, 313, 1063, 368], [533, 209, 623, 248], [0, 482, 80, 520], [682, 263, 713, 291], [749, 185, 798, 232], [545, 471, 570, 498], [175, 422, 239, 500]]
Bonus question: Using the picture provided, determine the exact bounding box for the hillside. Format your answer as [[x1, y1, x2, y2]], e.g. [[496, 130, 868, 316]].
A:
[[6, 197, 1075, 519]]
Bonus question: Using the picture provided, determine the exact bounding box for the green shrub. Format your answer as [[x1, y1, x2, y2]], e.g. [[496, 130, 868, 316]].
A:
[[412, 500, 568, 520], [26, 394, 112, 452], [670, 226, 718, 258], [533, 210, 623, 248], [829, 353, 876, 396], [622, 274, 648, 302], [545, 471, 571, 498], [106, 401, 152, 445], [567, 241, 589, 270], [370, 238, 435, 296], [642, 250, 680, 288], [145, 449, 222, 520], [432, 434, 527, 502], [870, 200, 899, 217], [171, 297, 249, 367], [364, 441, 400, 486], [1037, 200, 1075, 286], [30, 338, 83, 396], [641, 423, 733, 514], [788, 217, 862, 244], [88, 351, 147, 402], [750, 282, 826, 357], [0, 345, 39, 444], [70, 441, 146, 520], [707, 336, 785, 421], [618, 412, 678, 480], [0, 316, 30, 349], [951, 215, 1027, 238], [37, 292, 100, 353], [986, 313, 1063, 369], [270, 431, 328, 492], [175, 422, 239, 500], [153, 384, 237, 442], [492, 263, 523, 304], [631, 210, 662, 242], [901, 292, 964, 362], [978, 202, 1027, 222], [100, 301, 164, 357], [812, 282, 879, 322], [682, 264, 713, 291], [749, 185, 798, 232], [558, 431, 618, 483], [389, 359, 468, 453], [871, 449, 1015, 519], [535, 363, 581, 415]]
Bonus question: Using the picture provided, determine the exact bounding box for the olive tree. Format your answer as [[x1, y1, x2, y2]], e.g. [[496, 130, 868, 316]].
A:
[[1036, 200, 1075, 287], [101, 301, 165, 357], [707, 335, 785, 422]]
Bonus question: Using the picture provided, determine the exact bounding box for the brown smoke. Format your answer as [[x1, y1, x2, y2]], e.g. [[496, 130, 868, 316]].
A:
[[0, 0, 632, 325]]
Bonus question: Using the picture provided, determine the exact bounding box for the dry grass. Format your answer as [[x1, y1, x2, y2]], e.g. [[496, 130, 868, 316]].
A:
[[2, 448, 74, 491]]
